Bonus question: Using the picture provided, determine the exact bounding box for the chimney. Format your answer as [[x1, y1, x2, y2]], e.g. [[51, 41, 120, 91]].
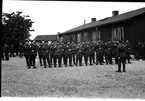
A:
[[91, 18, 96, 22], [112, 11, 119, 17]]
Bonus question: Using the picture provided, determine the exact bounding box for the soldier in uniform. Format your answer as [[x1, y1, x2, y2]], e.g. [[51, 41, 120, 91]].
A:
[[88, 42, 93, 65], [64, 41, 73, 67], [76, 42, 83, 66], [125, 40, 132, 64], [96, 42, 104, 65], [10, 44, 15, 57], [3, 43, 9, 61], [53, 42, 62, 67], [50, 42, 54, 66], [29, 41, 37, 69], [90, 41, 95, 64], [24, 41, 30, 68], [82, 42, 89, 66], [42, 42, 51, 68], [19, 42, 24, 58], [104, 41, 113, 65], [71, 42, 76, 65], [116, 41, 127, 72], [38, 42, 43, 66]]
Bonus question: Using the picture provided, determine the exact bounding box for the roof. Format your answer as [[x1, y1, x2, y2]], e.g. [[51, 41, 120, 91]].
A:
[[34, 35, 57, 41], [61, 7, 145, 34]]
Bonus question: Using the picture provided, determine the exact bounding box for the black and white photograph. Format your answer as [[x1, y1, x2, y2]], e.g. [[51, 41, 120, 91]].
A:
[[1, 0, 145, 99]]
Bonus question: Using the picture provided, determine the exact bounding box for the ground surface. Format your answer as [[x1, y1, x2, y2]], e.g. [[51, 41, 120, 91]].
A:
[[1, 56, 145, 98]]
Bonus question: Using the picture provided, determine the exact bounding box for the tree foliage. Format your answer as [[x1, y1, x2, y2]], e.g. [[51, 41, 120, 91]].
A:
[[2, 11, 34, 45]]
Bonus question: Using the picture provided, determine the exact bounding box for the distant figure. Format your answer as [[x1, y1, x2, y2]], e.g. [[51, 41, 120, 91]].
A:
[[3, 43, 9, 61], [116, 41, 127, 72]]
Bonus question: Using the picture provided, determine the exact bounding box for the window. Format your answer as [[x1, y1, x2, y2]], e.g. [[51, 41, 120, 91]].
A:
[[112, 27, 124, 42], [96, 31, 101, 41], [77, 33, 81, 42]]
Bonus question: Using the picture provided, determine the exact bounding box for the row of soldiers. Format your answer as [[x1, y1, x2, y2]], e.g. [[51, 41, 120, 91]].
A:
[[2, 42, 24, 61], [23, 40, 132, 69]]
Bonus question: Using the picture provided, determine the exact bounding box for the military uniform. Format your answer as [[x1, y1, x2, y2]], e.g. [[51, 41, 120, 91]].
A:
[[88, 43, 94, 65], [50, 43, 54, 65], [125, 41, 132, 63], [82, 42, 89, 66], [42, 43, 51, 68], [3, 43, 9, 61], [38, 44, 43, 66], [19, 43, 24, 58], [116, 42, 127, 72], [104, 42, 113, 65], [24, 43, 30, 68], [64, 42, 73, 67], [29, 42, 37, 69], [53, 43, 62, 67], [76, 43, 83, 66], [71, 42, 76, 65]]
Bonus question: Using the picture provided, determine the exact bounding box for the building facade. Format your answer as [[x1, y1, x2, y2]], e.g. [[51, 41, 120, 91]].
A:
[[59, 7, 145, 50]]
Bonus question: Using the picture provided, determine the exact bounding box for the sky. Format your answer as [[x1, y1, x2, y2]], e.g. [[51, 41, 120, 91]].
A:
[[3, 1, 145, 40]]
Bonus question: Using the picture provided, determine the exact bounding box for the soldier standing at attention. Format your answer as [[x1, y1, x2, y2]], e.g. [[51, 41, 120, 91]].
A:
[[90, 41, 95, 64], [46, 42, 52, 68], [125, 40, 132, 64], [29, 41, 37, 69], [76, 42, 83, 66], [53, 42, 58, 67], [50, 42, 54, 66], [116, 41, 127, 72], [38, 41, 43, 66], [3, 43, 9, 61], [88, 42, 93, 65], [24, 41, 30, 68], [71, 42, 76, 65], [82, 42, 89, 66], [58, 42, 63, 67]]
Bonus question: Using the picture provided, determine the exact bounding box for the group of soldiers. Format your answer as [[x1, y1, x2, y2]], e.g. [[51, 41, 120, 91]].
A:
[[22, 40, 134, 72]]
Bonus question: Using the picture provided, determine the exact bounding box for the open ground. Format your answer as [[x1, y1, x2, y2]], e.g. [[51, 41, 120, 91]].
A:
[[1, 56, 145, 98]]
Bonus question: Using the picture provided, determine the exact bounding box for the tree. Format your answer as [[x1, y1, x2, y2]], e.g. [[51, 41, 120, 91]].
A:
[[2, 11, 34, 45]]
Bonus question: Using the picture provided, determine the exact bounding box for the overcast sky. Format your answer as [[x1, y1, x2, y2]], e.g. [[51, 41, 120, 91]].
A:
[[3, 1, 145, 39]]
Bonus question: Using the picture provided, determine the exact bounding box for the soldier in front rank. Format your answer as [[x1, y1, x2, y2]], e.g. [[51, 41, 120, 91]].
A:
[[50, 42, 54, 66], [125, 40, 132, 64], [88, 42, 93, 65], [116, 41, 127, 72], [46, 42, 52, 68], [71, 42, 76, 65], [38, 42, 43, 66], [82, 42, 89, 66], [42, 42, 51, 68], [90, 41, 96, 64], [53, 42, 62, 67], [58, 42, 64, 67], [53, 42, 58, 67], [61, 42, 65, 66], [29, 41, 37, 69], [104, 42, 112, 65], [112, 41, 119, 64], [76, 42, 83, 66], [24, 41, 30, 68], [64, 42, 73, 67], [96, 42, 104, 65]]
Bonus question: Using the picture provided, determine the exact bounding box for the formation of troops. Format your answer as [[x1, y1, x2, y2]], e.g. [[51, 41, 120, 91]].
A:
[[2, 40, 145, 72]]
